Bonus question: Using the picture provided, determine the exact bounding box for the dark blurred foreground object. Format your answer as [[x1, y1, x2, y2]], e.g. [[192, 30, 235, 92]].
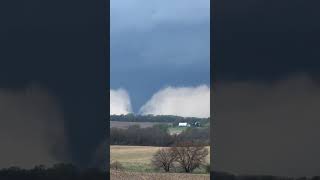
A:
[[0, 163, 106, 180], [212, 171, 320, 180]]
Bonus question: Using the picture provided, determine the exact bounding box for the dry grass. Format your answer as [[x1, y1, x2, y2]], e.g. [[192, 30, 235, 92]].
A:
[[111, 145, 161, 163], [110, 170, 210, 180], [110, 145, 164, 172], [110, 121, 172, 129], [110, 145, 210, 172]]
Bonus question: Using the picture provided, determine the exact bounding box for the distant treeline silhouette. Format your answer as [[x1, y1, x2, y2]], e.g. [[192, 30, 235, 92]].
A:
[[110, 124, 209, 146], [0, 163, 106, 180], [212, 171, 320, 180], [110, 114, 210, 126]]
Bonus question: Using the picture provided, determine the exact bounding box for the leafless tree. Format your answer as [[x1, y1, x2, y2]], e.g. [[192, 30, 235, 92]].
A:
[[151, 148, 177, 172], [171, 141, 208, 173]]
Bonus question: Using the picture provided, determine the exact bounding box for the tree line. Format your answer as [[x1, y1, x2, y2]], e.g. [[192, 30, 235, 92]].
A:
[[110, 124, 210, 146], [110, 124, 174, 146], [110, 114, 210, 127]]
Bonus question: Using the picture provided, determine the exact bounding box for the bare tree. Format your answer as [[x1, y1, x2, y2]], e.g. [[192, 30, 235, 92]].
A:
[[171, 141, 208, 173], [151, 148, 177, 172]]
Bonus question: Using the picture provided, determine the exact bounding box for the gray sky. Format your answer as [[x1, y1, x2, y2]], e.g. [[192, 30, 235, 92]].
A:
[[110, 0, 210, 114]]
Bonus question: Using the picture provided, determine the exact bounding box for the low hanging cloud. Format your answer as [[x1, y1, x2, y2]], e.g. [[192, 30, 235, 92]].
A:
[[110, 89, 132, 115], [0, 84, 69, 169], [139, 85, 210, 118]]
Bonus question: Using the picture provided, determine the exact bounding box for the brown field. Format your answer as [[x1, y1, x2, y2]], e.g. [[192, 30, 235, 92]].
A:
[[110, 145, 210, 172], [110, 121, 172, 129], [110, 170, 210, 180], [111, 146, 162, 164]]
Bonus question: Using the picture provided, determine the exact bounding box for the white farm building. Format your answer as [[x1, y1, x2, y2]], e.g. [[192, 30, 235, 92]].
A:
[[178, 122, 190, 127]]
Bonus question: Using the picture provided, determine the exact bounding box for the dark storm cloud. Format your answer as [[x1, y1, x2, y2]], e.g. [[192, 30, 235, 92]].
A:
[[111, 0, 210, 111], [0, 0, 107, 168], [0, 84, 69, 168], [213, 0, 320, 177], [90, 140, 108, 169], [213, 74, 320, 177], [215, 0, 320, 82]]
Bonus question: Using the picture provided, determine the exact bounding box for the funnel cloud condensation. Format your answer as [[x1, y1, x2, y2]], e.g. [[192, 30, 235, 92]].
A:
[[0, 84, 69, 169], [110, 89, 132, 115], [140, 85, 210, 118]]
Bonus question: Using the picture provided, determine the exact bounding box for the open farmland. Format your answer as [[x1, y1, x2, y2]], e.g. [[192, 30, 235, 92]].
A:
[[110, 170, 210, 180], [110, 121, 172, 129], [168, 126, 188, 135], [110, 145, 210, 173]]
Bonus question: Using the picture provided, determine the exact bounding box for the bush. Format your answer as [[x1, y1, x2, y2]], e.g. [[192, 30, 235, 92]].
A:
[[204, 163, 210, 173], [171, 141, 209, 173], [110, 161, 124, 171], [151, 148, 176, 172]]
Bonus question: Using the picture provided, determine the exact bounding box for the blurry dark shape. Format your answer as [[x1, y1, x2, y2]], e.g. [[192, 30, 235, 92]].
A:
[[212, 171, 236, 180], [211, 171, 320, 180], [0, 163, 106, 180]]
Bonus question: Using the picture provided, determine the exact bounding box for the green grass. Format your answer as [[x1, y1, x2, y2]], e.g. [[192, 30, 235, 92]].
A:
[[110, 145, 161, 172]]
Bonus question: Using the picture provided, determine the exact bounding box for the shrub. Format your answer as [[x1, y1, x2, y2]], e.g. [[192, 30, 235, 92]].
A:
[[151, 148, 176, 172], [171, 141, 209, 173], [110, 161, 124, 171]]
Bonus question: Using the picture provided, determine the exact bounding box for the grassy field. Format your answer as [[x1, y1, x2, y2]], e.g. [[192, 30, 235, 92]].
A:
[[168, 126, 188, 135], [110, 170, 210, 180], [168, 126, 209, 135], [110, 145, 210, 173], [110, 121, 172, 129]]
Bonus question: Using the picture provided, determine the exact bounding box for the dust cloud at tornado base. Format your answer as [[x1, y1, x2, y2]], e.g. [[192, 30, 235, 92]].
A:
[[0, 84, 69, 168], [213, 74, 320, 177]]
